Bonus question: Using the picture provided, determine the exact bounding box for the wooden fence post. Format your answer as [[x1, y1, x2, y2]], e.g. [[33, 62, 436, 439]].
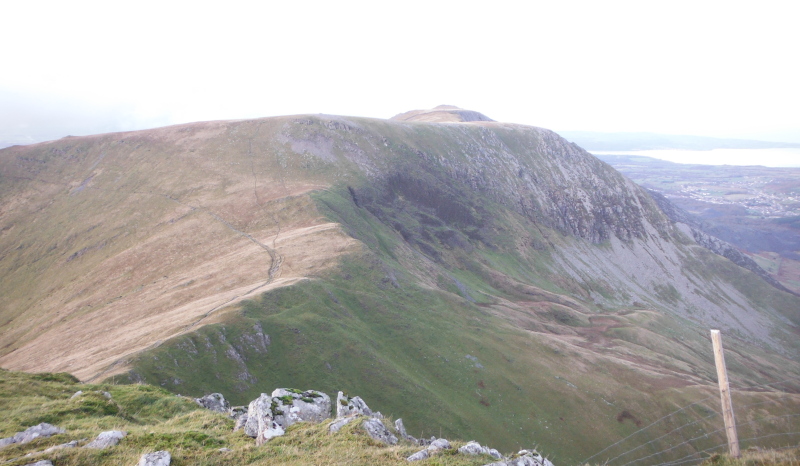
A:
[[711, 329, 740, 458]]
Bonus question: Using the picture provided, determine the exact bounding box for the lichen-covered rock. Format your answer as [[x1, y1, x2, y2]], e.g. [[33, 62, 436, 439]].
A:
[[394, 418, 408, 438], [485, 449, 554, 466], [336, 391, 372, 418], [394, 418, 418, 443], [459, 440, 503, 459], [22, 461, 53, 466], [328, 416, 355, 433], [255, 421, 285, 446], [427, 438, 451, 452], [418, 436, 442, 446], [44, 440, 79, 452], [245, 389, 331, 444], [139, 450, 171, 466], [84, 430, 126, 449], [194, 393, 230, 413], [244, 394, 273, 438], [407, 449, 430, 461], [230, 406, 248, 431], [0, 423, 65, 448], [361, 417, 397, 445], [270, 388, 331, 427]]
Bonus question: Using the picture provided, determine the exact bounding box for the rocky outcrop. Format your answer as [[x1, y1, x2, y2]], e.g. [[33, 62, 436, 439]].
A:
[[328, 416, 356, 433], [230, 406, 248, 431], [407, 438, 453, 461], [485, 449, 554, 466], [139, 450, 171, 466], [336, 391, 373, 418], [194, 393, 229, 413], [690, 228, 794, 293], [0, 423, 64, 448], [271, 388, 331, 426], [84, 430, 126, 449], [217, 387, 553, 464], [44, 440, 79, 452], [330, 390, 396, 445], [361, 417, 397, 445], [244, 394, 276, 440], [459, 440, 503, 459], [649, 189, 795, 295], [243, 388, 330, 444], [394, 418, 418, 443]]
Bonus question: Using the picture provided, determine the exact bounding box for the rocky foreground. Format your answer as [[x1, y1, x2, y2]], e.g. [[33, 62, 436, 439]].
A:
[[0, 369, 553, 466], [193, 388, 553, 465]]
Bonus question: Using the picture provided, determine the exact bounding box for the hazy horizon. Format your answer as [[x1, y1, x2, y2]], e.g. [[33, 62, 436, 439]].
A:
[[2, 1, 799, 163], [592, 148, 800, 168]]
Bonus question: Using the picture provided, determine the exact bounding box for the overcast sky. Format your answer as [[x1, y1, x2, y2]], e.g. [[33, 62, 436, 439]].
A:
[[2, 0, 799, 148]]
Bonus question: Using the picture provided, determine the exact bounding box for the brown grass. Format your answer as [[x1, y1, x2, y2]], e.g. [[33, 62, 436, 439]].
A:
[[0, 120, 360, 381]]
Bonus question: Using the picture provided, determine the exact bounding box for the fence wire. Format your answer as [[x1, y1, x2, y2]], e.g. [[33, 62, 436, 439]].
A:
[[581, 372, 800, 465]]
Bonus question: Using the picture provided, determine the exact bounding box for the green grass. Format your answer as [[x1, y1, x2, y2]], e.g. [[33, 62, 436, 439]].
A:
[[700, 447, 800, 465]]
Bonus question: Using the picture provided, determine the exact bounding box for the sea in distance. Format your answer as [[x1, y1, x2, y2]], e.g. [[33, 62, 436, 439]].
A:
[[590, 148, 800, 168]]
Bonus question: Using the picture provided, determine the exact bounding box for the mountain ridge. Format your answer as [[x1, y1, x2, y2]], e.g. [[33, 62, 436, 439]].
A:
[[1, 108, 799, 461]]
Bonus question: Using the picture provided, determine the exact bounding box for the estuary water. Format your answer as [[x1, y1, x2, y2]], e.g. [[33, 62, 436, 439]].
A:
[[590, 148, 800, 167]]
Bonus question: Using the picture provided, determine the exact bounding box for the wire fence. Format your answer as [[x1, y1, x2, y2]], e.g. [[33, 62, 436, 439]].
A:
[[581, 373, 800, 465]]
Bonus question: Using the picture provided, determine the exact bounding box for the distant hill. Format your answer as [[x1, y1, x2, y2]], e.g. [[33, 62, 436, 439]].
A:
[[559, 131, 800, 151]]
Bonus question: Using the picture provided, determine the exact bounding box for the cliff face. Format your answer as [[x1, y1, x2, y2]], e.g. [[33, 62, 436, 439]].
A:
[[1, 108, 799, 462]]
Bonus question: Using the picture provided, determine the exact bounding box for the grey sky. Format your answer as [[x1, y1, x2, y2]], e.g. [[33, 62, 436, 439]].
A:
[[2, 0, 799, 149]]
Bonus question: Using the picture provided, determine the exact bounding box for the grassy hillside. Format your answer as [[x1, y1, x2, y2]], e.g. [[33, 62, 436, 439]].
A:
[[2, 110, 800, 464], [115, 185, 800, 462]]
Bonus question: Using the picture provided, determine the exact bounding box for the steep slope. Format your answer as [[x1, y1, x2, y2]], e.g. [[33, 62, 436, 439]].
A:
[[1, 109, 799, 463], [0, 118, 361, 379]]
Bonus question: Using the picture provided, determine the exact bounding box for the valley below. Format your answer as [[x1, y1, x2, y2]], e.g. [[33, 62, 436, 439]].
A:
[[596, 154, 800, 294]]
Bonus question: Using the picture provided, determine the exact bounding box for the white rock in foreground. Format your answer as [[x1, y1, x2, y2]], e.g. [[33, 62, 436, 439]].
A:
[[244, 394, 273, 438], [139, 450, 171, 466], [361, 417, 397, 445], [194, 393, 230, 413], [328, 416, 356, 433], [84, 430, 126, 449], [0, 423, 65, 448], [336, 391, 372, 418], [245, 388, 331, 444], [485, 449, 554, 466], [271, 388, 331, 427], [407, 437, 453, 461], [459, 440, 503, 459], [406, 449, 430, 461]]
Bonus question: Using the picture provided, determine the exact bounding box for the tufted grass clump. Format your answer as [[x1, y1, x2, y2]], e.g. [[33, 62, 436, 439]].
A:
[[700, 447, 800, 465]]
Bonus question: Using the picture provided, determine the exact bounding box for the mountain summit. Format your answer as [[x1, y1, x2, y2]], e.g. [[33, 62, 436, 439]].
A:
[[391, 105, 495, 123], [0, 109, 798, 462]]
